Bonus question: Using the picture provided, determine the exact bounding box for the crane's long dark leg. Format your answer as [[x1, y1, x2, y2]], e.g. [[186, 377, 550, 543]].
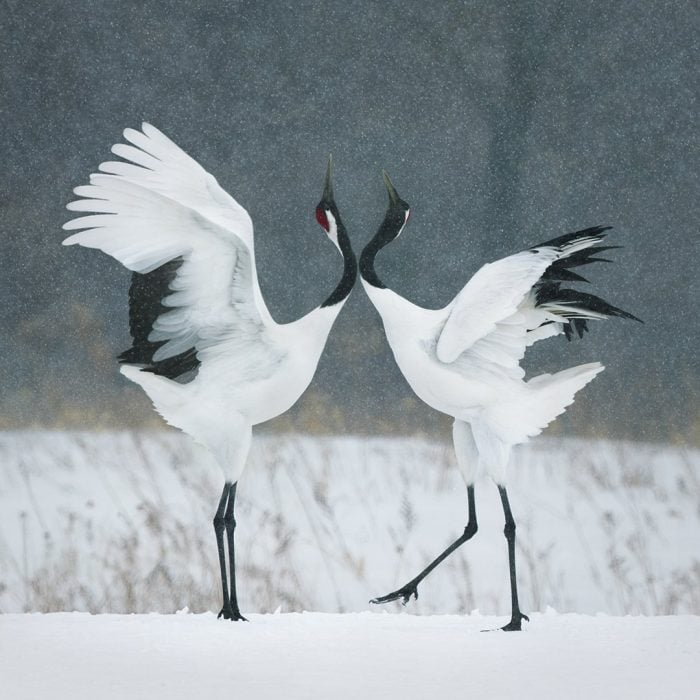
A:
[[223, 482, 247, 621], [498, 485, 529, 631], [371, 485, 478, 605], [214, 482, 234, 619]]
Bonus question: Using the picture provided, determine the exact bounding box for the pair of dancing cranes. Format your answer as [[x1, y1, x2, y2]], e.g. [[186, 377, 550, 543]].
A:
[[63, 124, 639, 630]]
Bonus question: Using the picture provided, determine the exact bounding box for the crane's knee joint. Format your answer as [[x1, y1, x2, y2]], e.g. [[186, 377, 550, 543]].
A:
[[503, 521, 516, 539], [464, 521, 478, 539], [224, 512, 236, 529], [213, 514, 225, 530]]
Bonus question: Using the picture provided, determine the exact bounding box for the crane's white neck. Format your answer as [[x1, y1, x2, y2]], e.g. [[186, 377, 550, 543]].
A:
[[325, 210, 341, 252]]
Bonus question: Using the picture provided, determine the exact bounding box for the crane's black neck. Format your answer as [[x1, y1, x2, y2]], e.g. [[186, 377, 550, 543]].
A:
[[321, 218, 357, 308], [360, 209, 406, 289], [359, 235, 387, 289]]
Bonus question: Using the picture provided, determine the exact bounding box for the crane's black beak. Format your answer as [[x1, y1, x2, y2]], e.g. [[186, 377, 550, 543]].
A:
[[382, 170, 400, 206], [322, 155, 334, 203]]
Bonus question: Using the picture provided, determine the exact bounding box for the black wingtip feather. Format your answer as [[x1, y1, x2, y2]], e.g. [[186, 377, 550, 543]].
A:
[[541, 267, 590, 283], [118, 256, 201, 382], [564, 257, 613, 268], [534, 225, 613, 250], [537, 287, 643, 325], [558, 290, 643, 322], [532, 226, 642, 340]]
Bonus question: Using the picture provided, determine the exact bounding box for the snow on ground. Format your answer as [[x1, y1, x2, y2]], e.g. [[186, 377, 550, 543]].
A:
[[2, 611, 699, 700], [0, 431, 698, 617], [2, 432, 699, 698]]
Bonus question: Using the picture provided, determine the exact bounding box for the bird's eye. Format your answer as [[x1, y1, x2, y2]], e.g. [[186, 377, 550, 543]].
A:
[[315, 207, 329, 232]]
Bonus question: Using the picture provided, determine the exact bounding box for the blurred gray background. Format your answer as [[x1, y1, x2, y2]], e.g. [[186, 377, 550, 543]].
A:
[[2, 0, 697, 442]]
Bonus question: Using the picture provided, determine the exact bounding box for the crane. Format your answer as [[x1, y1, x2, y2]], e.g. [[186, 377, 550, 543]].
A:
[[63, 124, 357, 620], [360, 172, 640, 630]]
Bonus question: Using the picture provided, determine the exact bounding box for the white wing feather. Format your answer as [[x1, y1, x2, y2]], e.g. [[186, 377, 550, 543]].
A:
[[436, 249, 559, 363], [452, 291, 563, 380], [62, 123, 276, 364]]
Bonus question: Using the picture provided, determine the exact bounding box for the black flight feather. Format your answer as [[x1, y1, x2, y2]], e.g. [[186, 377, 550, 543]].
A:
[[117, 256, 200, 382], [530, 227, 642, 342]]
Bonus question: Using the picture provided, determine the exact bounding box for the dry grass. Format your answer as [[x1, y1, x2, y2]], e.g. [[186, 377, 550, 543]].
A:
[[0, 431, 698, 616]]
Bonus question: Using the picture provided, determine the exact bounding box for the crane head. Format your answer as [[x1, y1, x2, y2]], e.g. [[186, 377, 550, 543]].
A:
[[315, 155, 342, 248], [380, 170, 411, 242]]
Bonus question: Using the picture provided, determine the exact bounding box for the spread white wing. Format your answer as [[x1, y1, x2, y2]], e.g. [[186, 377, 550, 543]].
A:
[[63, 123, 278, 369], [436, 230, 614, 368], [436, 249, 559, 364]]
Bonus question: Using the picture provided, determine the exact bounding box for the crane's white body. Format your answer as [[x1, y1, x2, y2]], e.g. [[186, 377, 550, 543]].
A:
[[119, 304, 341, 478], [362, 240, 605, 485], [361, 195, 635, 622], [63, 124, 349, 481]]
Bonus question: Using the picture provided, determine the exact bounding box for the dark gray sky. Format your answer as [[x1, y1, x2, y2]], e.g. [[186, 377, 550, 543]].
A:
[[1, 0, 698, 442]]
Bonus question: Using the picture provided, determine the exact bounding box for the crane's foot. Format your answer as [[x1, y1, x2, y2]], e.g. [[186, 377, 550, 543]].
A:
[[500, 612, 529, 632], [481, 612, 529, 632], [218, 605, 248, 622], [370, 583, 419, 606]]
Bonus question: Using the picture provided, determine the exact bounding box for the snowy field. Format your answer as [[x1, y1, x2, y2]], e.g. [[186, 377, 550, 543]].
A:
[[0, 431, 698, 617], [2, 611, 699, 699], [1, 431, 699, 698]]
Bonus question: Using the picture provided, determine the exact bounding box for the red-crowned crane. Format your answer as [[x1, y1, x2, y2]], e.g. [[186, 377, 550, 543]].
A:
[[360, 172, 640, 630], [63, 124, 356, 620]]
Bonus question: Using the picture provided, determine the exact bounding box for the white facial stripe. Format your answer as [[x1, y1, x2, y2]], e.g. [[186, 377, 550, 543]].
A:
[[325, 210, 341, 252], [395, 209, 410, 239]]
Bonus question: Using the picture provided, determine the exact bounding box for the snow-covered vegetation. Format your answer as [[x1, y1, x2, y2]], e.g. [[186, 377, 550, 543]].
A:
[[1, 431, 697, 617]]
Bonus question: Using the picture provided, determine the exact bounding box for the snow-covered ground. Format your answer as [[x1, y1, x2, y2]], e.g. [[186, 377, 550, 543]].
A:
[[2, 432, 699, 698], [1, 431, 698, 617], [2, 611, 699, 699]]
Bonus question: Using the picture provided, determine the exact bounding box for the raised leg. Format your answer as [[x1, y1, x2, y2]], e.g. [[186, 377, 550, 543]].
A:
[[213, 482, 234, 619], [371, 485, 478, 605], [223, 482, 247, 621], [498, 485, 529, 631]]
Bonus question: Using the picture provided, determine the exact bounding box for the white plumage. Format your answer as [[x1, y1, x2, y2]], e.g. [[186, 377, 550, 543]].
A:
[[63, 124, 356, 620], [362, 243, 605, 471], [360, 172, 639, 629]]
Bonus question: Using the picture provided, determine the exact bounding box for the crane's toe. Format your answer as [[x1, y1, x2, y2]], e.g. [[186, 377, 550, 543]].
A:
[[370, 584, 419, 606], [481, 612, 529, 632], [218, 605, 249, 622], [500, 612, 529, 632]]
